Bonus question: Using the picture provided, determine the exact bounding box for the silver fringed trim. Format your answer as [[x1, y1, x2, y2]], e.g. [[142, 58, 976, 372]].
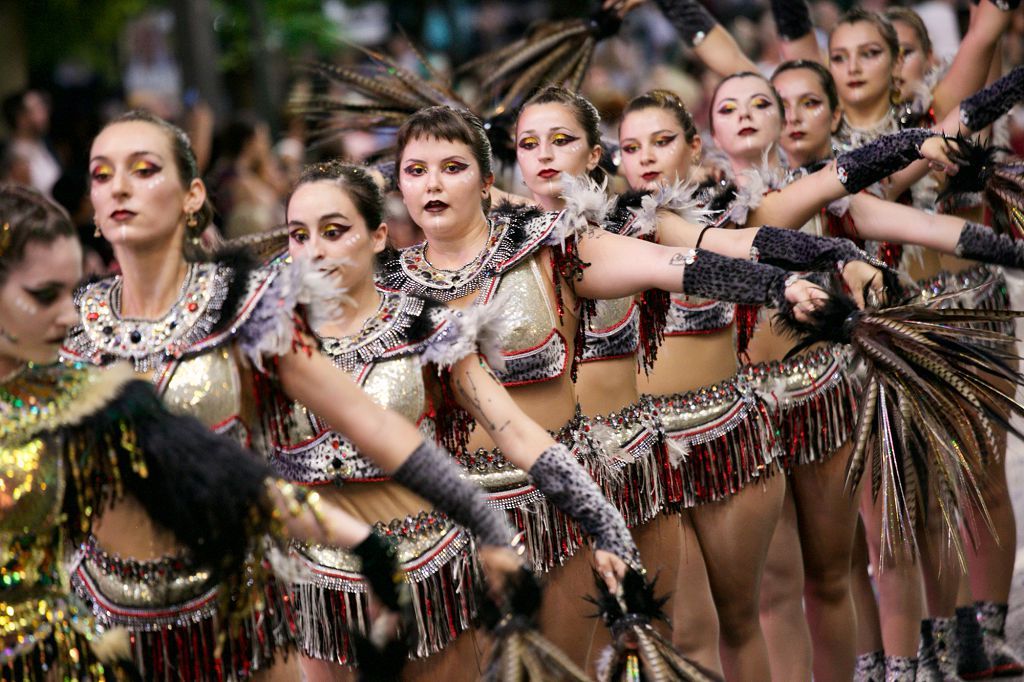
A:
[[744, 347, 859, 469], [657, 387, 782, 508], [292, 533, 481, 662], [588, 400, 666, 528]]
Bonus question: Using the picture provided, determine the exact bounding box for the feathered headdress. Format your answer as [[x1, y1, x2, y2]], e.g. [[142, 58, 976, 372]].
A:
[[939, 134, 1024, 240], [458, 3, 625, 118], [777, 285, 1024, 565]]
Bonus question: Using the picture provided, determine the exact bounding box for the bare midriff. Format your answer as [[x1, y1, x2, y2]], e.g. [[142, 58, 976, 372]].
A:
[[637, 328, 738, 398], [576, 355, 641, 416], [319, 481, 431, 526], [92, 498, 182, 560]]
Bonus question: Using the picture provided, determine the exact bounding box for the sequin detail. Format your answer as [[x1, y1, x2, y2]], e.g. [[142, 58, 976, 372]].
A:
[[650, 378, 781, 508], [742, 346, 858, 469]]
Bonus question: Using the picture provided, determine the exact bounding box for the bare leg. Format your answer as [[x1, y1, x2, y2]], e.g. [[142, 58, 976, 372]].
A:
[[758, 481, 812, 681], [791, 442, 861, 682], [298, 626, 486, 682], [852, 518, 883, 655], [536, 551, 604, 670], [859, 480, 924, 657], [691, 473, 786, 681], [672, 511, 724, 677]]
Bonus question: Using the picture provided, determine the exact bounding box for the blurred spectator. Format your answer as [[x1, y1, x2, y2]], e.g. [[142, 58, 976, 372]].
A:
[[51, 168, 113, 277], [207, 113, 288, 239], [0, 139, 31, 186], [2, 89, 62, 197]]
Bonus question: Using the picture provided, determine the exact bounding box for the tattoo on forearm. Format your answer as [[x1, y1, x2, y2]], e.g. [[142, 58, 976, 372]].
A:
[[669, 252, 689, 266], [456, 372, 510, 433]]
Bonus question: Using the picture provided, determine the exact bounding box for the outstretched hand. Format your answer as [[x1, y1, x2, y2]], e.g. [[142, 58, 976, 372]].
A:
[[595, 549, 629, 592], [841, 261, 887, 309], [920, 136, 960, 176], [784, 278, 831, 322]]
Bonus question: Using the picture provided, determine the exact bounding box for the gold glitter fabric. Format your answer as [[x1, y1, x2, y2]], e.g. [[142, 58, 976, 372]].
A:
[[0, 362, 137, 679]]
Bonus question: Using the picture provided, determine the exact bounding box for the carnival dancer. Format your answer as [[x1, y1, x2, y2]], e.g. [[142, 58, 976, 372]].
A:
[[0, 183, 415, 681], [278, 160, 641, 680], [60, 111, 522, 681]]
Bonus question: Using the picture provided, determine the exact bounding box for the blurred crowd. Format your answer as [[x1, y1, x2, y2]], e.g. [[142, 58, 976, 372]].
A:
[[2, 0, 1023, 274]]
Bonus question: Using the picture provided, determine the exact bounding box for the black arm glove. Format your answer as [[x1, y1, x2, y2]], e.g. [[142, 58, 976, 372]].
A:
[[392, 440, 512, 547], [835, 128, 935, 194], [751, 226, 869, 271], [956, 222, 1024, 269], [970, 0, 1020, 10], [680, 248, 794, 307], [960, 64, 1024, 132], [771, 0, 814, 41], [652, 0, 717, 47], [352, 531, 405, 611], [527, 444, 642, 570]]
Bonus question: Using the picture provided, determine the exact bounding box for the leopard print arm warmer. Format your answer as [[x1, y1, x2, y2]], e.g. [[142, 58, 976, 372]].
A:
[[528, 444, 642, 570], [392, 440, 512, 547]]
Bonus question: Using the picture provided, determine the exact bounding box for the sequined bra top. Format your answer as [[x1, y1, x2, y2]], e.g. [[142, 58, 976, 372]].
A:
[[62, 255, 284, 449], [270, 292, 463, 485], [378, 207, 572, 387]]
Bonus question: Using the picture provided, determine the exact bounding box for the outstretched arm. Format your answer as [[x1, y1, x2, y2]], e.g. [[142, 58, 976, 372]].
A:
[[649, 0, 758, 77]]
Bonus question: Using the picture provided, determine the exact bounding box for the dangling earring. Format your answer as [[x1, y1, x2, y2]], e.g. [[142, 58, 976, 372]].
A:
[[93, 220, 101, 239], [186, 212, 201, 246]]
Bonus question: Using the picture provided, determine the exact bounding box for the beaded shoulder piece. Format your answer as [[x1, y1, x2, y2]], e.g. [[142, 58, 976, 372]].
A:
[[62, 253, 280, 372], [376, 207, 562, 303]]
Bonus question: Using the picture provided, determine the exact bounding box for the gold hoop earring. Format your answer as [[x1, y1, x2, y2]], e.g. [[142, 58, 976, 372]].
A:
[[186, 213, 198, 229]]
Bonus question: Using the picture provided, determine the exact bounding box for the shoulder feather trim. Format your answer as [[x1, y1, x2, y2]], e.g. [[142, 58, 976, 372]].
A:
[[419, 294, 516, 372]]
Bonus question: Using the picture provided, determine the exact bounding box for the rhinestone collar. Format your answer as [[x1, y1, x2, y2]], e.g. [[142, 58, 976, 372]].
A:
[[75, 262, 231, 371], [318, 291, 428, 374]]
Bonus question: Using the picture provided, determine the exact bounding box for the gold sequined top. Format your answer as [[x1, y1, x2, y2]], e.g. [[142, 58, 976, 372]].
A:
[[0, 362, 135, 675]]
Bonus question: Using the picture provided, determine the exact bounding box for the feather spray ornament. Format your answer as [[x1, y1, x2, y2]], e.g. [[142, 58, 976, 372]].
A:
[[938, 134, 1024, 240], [586, 569, 719, 682], [776, 284, 1024, 565], [480, 568, 590, 681], [460, 2, 625, 117]]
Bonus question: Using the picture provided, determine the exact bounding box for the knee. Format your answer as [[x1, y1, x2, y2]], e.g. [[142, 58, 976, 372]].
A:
[[803, 561, 852, 606], [716, 597, 762, 647]]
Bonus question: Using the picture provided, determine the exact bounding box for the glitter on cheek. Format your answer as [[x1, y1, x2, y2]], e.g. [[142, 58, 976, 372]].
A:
[[144, 174, 166, 191], [10, 292, 38, 316]]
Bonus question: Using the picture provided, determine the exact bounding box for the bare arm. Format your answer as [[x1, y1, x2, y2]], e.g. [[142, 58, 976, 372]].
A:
[[930, 1, 1011, 120], [845, 193, 965, 253], [692, 26, 759, 78]]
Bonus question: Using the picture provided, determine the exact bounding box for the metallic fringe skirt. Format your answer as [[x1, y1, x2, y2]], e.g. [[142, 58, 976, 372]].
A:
[[587, 397, 666, 528], [741, 345, 859, 470], [649, 378, 781, 509], [290, 511, 479, 663], [71, 537, 296, 681]]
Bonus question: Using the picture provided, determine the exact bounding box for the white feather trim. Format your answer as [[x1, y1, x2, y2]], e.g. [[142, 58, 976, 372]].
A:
[[263, 539, 316, 585], [595, 645, 616, 682], [827, 196, 850, 218], [239, 254, 352, 370], [546, 174, 617, 248], [728, 157, 787, 225], [419, 294, 518, 372], [664, 436, 690, 467]]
